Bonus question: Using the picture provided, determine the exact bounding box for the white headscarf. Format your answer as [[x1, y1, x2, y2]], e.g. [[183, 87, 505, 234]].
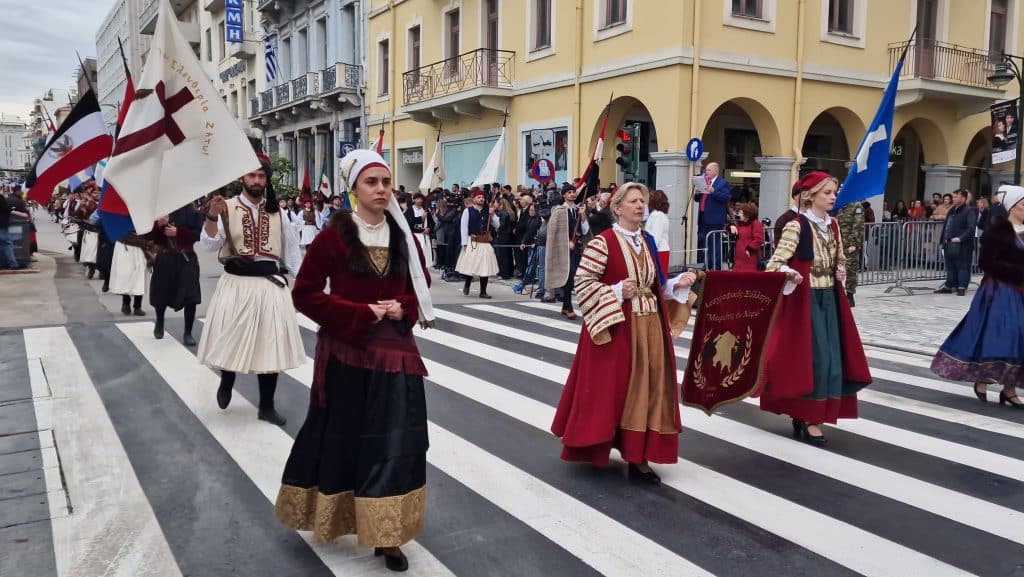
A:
[[339, 149, 435, 328], [998, 184, 1024, 212]]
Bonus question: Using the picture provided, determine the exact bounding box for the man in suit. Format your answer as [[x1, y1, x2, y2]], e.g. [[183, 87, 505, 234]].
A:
[[935, 189, 978, 296], [694, 162, 731, 270]]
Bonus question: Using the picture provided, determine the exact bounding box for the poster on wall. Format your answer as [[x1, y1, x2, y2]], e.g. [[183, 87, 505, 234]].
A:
[[991, 99, 1019, 165], [523, 128, 568, 187]]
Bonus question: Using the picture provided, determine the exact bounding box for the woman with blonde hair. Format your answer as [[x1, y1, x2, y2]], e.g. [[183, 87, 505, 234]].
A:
[[760, 171, 872, 447], [552, 182, 697, 484]]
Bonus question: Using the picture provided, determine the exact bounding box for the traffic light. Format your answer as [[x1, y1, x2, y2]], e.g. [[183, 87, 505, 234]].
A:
[[615, 124, 641, 176], [615, 128, 634, 173]]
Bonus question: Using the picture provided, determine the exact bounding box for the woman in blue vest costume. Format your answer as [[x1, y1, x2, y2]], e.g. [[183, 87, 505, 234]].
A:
[[932, 185, 1024, 408]]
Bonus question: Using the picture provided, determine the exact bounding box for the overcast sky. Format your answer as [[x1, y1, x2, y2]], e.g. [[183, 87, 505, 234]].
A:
[[0, 1, 109, 123]]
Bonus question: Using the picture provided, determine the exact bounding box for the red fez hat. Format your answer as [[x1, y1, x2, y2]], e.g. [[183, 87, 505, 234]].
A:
[[471, 187, 485, 198]]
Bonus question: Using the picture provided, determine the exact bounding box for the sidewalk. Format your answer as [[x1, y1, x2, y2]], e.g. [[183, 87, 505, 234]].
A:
[[851, 279, 972, 357]]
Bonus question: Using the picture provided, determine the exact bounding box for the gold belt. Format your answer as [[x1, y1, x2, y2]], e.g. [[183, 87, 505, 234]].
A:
[[810, 264, 836, 277]]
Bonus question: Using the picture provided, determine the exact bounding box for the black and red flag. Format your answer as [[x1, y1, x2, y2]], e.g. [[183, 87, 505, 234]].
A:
[[25, 90, 112, 204]]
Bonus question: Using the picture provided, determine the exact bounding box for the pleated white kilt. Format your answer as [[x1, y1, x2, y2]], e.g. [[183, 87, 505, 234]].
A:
[[108, 243, 147, 296], [197, 274, 306, 374], [456, 242, 499, 278], [299, 225, 319, 246], [80, 231, 99, 264], [418, 232, 434, 268]]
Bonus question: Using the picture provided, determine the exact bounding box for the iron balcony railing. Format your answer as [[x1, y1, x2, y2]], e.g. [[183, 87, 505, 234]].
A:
[[889, 40, 1000, 89], [322, 62, 362, 91], [403, 48, 514, 105], [250, 97, 259, 118], [275, 83, 290, 105], [260, 89, 274, 111]]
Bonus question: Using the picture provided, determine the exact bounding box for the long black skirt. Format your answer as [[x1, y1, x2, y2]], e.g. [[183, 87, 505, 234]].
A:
[[275, 358, 428, 547], [149, 252, 201, 310]]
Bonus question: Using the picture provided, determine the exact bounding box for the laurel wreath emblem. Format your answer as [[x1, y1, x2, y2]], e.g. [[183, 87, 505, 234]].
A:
[[692, 326, 754, 389]]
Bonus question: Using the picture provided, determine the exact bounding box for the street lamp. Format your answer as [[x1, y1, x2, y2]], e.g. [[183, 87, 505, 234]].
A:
[[988, 56, 1024, 184]]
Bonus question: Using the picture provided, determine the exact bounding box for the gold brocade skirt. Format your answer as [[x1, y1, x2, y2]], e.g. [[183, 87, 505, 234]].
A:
[[617, 313, 680, 464]]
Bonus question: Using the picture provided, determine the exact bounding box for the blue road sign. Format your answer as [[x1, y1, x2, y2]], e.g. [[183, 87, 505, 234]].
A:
[[339, 141, 357, 157], [686, 138, 703, 162]]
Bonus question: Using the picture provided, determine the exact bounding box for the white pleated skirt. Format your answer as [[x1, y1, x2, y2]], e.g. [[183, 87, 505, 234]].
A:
[[197, 273, 306, 374], [299, 225, 319, 246], [80, 231, 99, 264], [456, 242, 499, 278], [109, 243, 147, 296], [418, 232, 434, 268]]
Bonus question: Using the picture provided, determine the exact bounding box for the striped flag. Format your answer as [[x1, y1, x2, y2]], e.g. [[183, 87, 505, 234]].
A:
[[25, 90, 113, 204], [575, 110, 608, 198], [68, 165, 95, 192], [264, 31, 279, 83]]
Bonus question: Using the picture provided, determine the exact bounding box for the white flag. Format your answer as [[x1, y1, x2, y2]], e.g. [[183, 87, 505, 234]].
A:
[[103, 0, 259, 233], [418, 143, 445, 192], [470, 128, 505, 188]]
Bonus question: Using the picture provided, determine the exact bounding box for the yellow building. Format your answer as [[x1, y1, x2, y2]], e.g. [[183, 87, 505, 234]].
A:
[[367, 0, 1020, 264]]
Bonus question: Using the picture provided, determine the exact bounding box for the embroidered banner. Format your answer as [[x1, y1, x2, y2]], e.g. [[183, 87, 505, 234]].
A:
[[682, 271, 787, 415]]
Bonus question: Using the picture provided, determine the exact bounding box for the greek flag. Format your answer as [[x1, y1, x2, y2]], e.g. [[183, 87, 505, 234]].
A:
[[264, 32, 279, 83]]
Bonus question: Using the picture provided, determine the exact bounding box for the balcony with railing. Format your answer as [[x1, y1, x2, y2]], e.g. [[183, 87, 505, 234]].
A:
[[401, 48, 515, 123], [250, 98, 259, 119], [250, 64, 363, 125], [140, 0, 197, 37], [888, 40, 1006, 114]]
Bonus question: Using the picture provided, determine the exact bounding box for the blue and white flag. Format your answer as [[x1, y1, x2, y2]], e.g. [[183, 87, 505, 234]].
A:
[[68, 165, 95, 192], [264, 31, 279, 84], [835, 57, 904, 211]]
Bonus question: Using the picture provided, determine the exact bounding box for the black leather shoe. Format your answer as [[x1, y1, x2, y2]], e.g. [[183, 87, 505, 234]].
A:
[[121, 303, 131, 316], [216, 385, 232, 410], [182, 333, 197, 347], [798, 423, 827, 447], [934, 286, 953, 294], [153, 321, 164, 340], [133, 307, 145, 317], [999, 391, 1024, 409], [956, 288, 966, 296], [628, 463, 661, 485], [258, 408, 287, 426], [374, 548, 409, 572], [479, 292, 492, 299], [791, 418, 804, 438]]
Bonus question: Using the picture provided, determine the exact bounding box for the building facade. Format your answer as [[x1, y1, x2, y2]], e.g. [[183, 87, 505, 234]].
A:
[[96, 0, 149, 128], [0, 116, 29, 174], [252, 0, 364, 190], [202, 0, 267, 143], [365, 0, 1022, 265]]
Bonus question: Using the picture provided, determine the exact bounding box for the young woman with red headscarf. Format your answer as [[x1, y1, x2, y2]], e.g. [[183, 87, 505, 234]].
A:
[[760, 171, 872, 446]]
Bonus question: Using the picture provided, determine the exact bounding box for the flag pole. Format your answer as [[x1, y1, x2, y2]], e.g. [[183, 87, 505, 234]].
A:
[[75, 51, 96, 95], [117, 38, 131, 79], [898, 24, 919, 65]]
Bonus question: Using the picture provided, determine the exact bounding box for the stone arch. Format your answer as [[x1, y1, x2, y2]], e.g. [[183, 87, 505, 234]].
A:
[[800, 107, 865, 180], [699, 96, 784, 160], [585, 96, 661, 187], [892, 116, 950, 166]]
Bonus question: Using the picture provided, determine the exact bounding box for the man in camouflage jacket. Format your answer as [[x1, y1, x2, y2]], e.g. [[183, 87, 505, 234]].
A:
[[837, 202, 865, 307]]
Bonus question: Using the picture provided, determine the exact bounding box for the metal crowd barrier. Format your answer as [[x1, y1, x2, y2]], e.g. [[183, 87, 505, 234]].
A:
[[703, 227, 776, 271], [702, 219, 982, 294]]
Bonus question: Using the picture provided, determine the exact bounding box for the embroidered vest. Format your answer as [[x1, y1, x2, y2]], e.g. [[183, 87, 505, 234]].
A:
[[219, 197, 284, 262]]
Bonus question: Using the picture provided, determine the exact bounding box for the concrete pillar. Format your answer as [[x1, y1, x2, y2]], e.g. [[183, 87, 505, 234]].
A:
[[651, 151, 691, 268], [990, 169, 1015, 189], [921, 164, 967, 198], [312, 126, 323, 190], [755, 156, 797, 228]]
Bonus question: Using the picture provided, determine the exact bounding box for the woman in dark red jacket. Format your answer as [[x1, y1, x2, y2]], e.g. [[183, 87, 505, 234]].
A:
[[730, 202, 764, 272]]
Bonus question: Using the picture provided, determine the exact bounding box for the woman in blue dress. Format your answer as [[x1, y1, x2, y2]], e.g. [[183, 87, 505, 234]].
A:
[[931, 185, 1024, 409]]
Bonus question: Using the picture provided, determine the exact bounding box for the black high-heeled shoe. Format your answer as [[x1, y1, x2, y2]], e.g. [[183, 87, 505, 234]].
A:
[[374, 548, 409, 572], [999, 391, 1024, 410], [628, 463, 661, 485], [791, 418, 804, 438], [974, 383, 988, 403], [796, 421, 827, 447]]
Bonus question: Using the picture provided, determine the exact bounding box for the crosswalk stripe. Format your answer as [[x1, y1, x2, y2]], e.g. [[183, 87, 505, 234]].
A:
[[508, 301, 943, 377], [23, 326, 182, 577], [426, 423, 707, 577], [115, 322, 456, 577], [412, 321, 1024, 545], [174, 318, 699, 576], [420, 358, 973, 577], [479, 303, 1015, 428], [446, 307, 1024, 441]]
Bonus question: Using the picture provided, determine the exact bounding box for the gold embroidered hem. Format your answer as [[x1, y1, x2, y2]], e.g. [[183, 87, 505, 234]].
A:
[[275, 484, 425, 547]]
